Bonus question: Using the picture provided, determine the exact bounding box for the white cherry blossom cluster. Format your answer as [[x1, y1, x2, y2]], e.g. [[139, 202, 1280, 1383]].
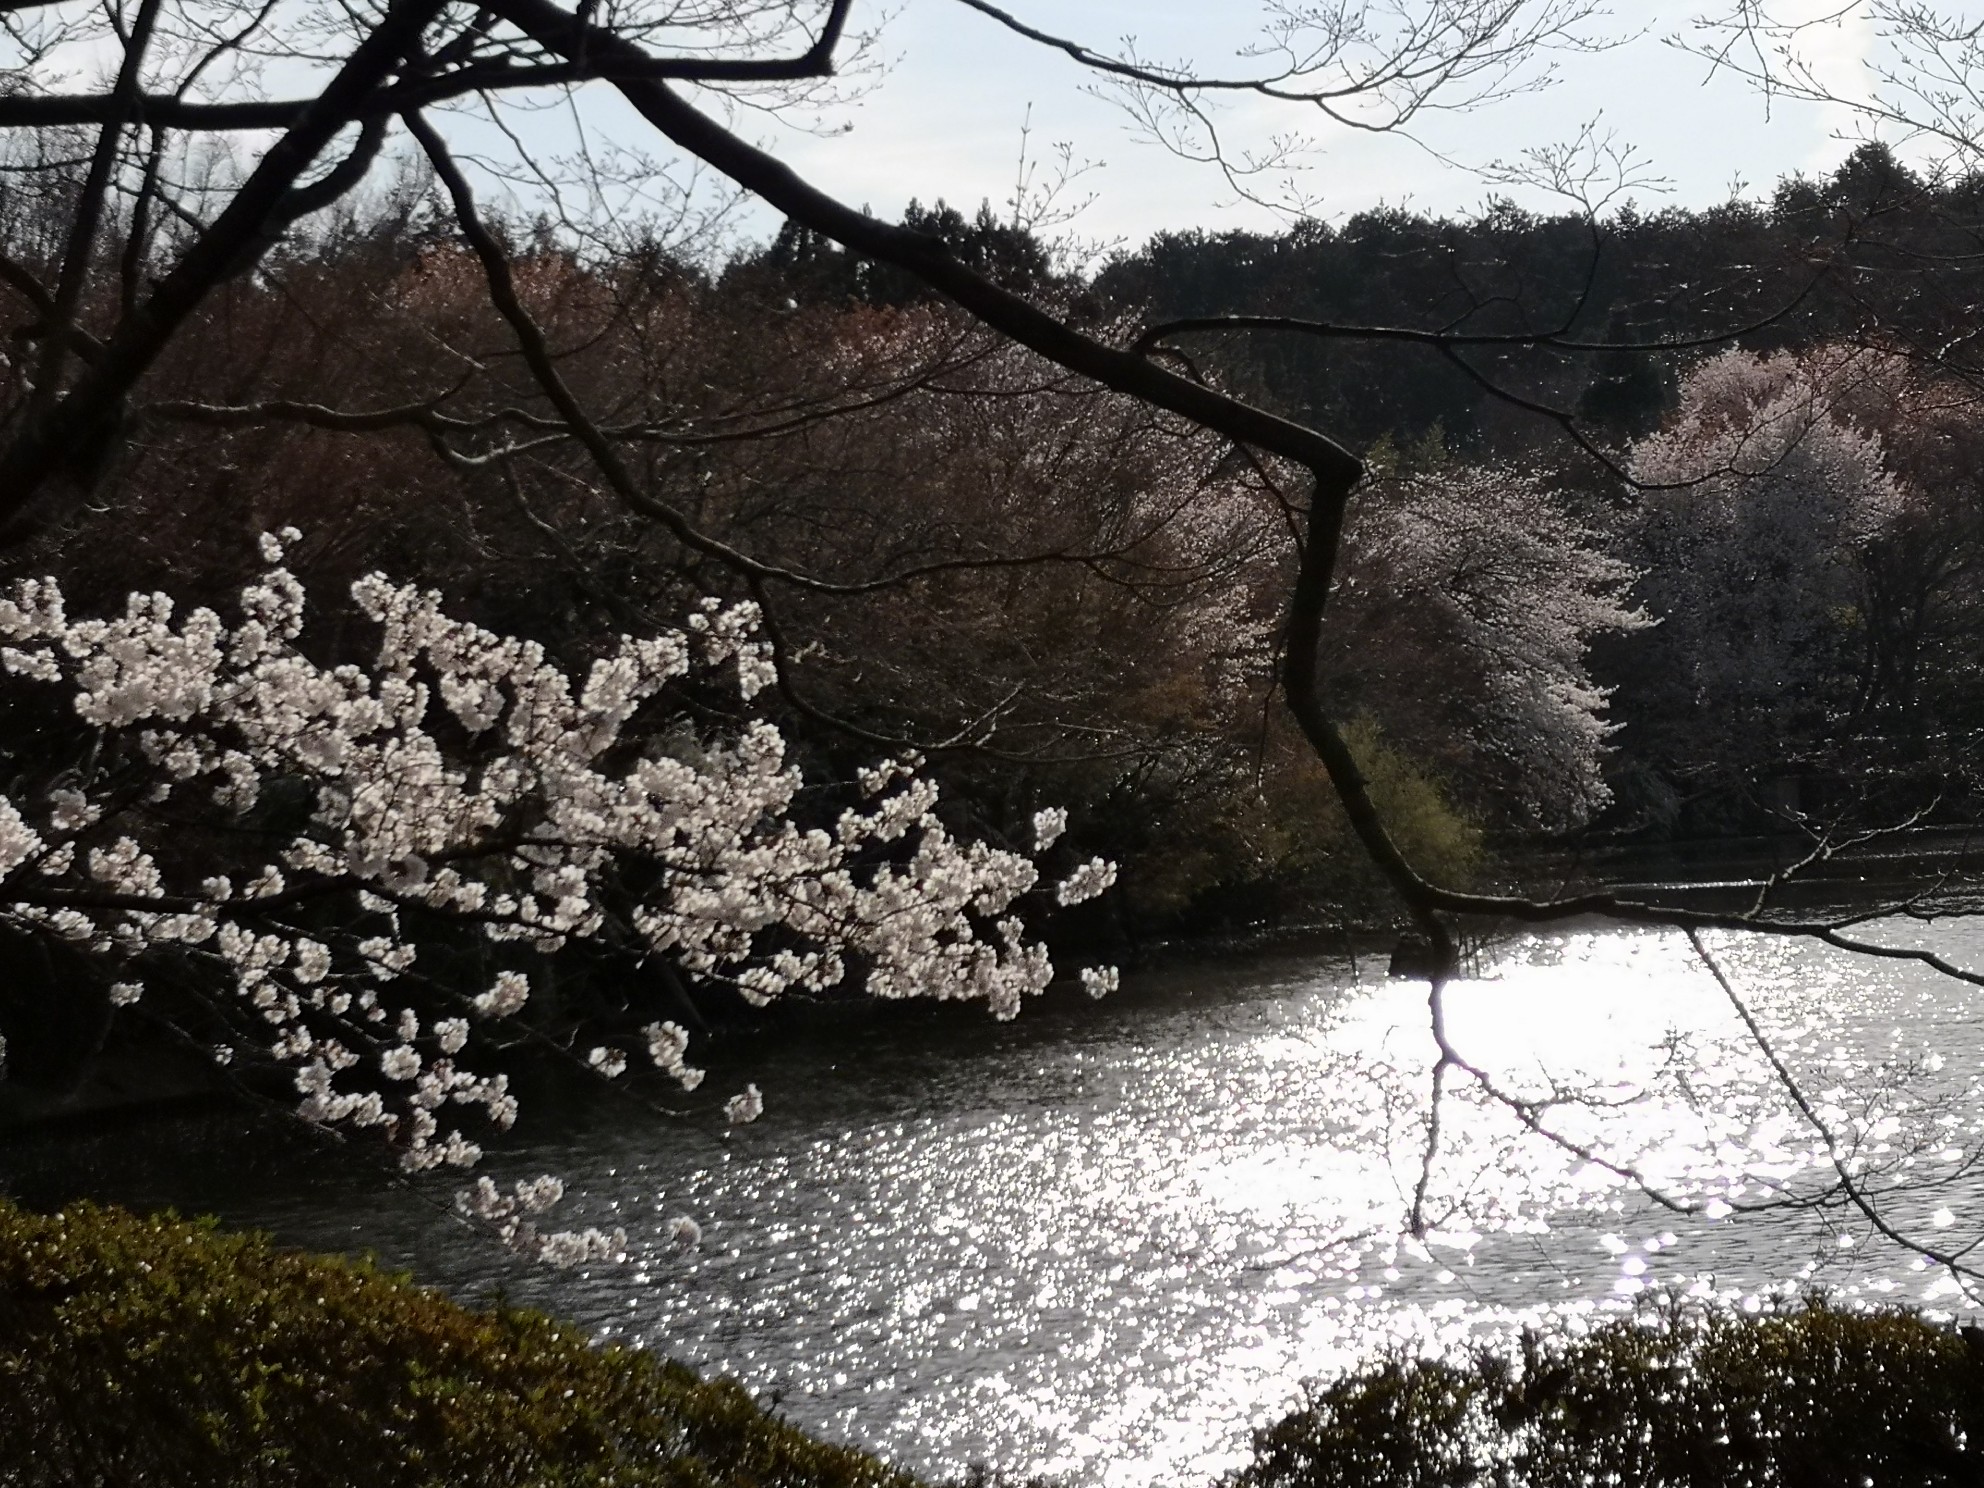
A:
[[1080, 965, 1119, 999], [1055, 857, 1119, 907], [724, 1082, 764, 1125], [643, 1020, 705, 1089], [458, 1173, 628, 1265], [0, 536, 1114, 1261], [1333, 462, 1648, 830], [1630, 347, 1904, 759]]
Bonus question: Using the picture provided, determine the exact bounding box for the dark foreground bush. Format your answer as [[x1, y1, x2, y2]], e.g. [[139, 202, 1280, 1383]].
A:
[[1236, 1297, 1984, 1488], [0, 1198, 918, 1488]]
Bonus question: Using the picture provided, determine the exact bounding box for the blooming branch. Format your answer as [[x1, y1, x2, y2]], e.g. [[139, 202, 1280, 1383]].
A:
[[0, 536, 1115, 1262]]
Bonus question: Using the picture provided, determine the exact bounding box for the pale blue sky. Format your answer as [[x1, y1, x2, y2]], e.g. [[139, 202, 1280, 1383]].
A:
[[749, 0, 1888, 249], [32, 0, 1895, 256]]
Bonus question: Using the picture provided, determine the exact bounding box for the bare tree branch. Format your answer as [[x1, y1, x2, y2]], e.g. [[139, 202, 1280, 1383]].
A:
[[0, 0, 858, 132], [0, 0, 449, 540]]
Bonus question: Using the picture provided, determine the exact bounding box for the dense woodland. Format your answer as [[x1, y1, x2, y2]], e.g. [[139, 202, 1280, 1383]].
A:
[[1089, 142, 1984, 853], [8, 131, 1984, 1131], [10, 141, 1984, 953]]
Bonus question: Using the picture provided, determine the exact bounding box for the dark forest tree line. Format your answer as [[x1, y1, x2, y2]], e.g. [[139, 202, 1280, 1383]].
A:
[[13, 135, 1984, 888]]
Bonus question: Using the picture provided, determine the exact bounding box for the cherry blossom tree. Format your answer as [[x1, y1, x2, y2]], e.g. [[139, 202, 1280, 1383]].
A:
[[1326, 457, 1646, 833], [0, 529, 1113, 1259], [1624, 349, 1904, 807]]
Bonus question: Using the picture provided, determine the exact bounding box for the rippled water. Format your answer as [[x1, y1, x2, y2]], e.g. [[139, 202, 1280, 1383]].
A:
[[10, 921, 1984, 1485]]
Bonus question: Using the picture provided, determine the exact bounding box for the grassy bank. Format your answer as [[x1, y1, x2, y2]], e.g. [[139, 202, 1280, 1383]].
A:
[[11, 1197, 1984, 1488], [0, 1197, 918, 1488]]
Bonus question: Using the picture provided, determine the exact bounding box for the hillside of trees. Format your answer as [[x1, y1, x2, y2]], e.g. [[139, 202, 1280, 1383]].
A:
[[10, 128, 1984, 1148], [12, 143, 1984, 924], [749, 143, 1984, 851]]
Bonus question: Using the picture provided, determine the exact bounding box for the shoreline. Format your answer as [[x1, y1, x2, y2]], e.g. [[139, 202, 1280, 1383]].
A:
[[8, 839, 1980, 1142]]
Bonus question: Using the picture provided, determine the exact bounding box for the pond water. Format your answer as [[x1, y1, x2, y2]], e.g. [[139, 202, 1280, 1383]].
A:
[[9, 920, 1984, 1486]]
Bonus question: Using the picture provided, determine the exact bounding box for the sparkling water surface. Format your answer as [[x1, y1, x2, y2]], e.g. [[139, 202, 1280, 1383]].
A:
[[11, 920, 1984, 1485]]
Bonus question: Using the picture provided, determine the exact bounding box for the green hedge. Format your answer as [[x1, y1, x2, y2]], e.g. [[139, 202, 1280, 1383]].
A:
[[0, 1198, 919, 1488], [1235, 1297, 1984, 1488]]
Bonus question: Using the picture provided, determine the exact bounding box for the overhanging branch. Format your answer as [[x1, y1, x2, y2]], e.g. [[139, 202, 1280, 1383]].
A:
[[0, 0, 859, 132]]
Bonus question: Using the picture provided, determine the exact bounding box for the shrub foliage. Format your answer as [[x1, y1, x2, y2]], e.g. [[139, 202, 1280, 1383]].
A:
[[1235, 1298, 1984, 1488], [0, 1197, 918, 1488]]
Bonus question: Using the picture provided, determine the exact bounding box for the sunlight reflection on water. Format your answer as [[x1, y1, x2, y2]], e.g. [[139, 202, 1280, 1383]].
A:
[[13, 921, 1984, 1485], [502, 921, 1984, 1485]]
